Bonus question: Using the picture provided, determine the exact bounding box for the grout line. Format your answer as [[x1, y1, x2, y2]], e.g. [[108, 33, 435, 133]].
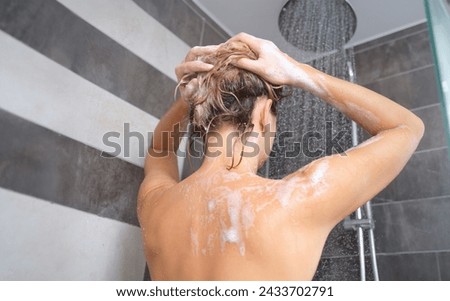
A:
[[182, 0, 229, 40], [320, 254, 358, 259], [201, 20, 230, 40], [360, 64, 435, 85], [182, 0, 207, 20], [370, 194, 450, 207], [202, 18, 230, 40], [199, 18, 205, 46], [376, 249, 450, 256], [322, 249, 450, 260], [354, 28, 429, 54], [414, 146, 448, 155], [436, 253, 442, 281], [410, 103, 441, 112]]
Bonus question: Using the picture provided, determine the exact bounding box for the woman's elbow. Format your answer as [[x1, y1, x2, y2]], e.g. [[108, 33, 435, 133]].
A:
[[402, 114, 425, 148], [412, 114, 425, 140]]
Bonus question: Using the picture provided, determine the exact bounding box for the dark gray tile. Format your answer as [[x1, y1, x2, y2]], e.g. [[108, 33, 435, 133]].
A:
[[438, 251, 450, 280], [354, 23, 428, 54], [355, 44, 384, 84], [321, 210, 376, 258], [407, 66, 440, 108], [372, 195, 395, 203], [363, 81, 382, 96], [0, 109, 143, 226], [133, 0, 202, 47], [269, 88, 353, 179], [183, 0, 230, 40], [376, 147, 450, 202], [364, 66, 440, 110], [414, 105, 448, 151], [371, 74, 411, 105], [377, 253, 439, 280], [137, 0, 231, 46], [313, 256, 374, 281], [372, 197, 450, 253], [202, 22, 228, 46], [0, 0, 175, 118], [322, 221, 359, 257], [355, 30, 433, 85]]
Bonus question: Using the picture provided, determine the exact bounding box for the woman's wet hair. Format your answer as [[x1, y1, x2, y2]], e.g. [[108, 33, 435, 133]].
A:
[[177, 41, 287, 169]]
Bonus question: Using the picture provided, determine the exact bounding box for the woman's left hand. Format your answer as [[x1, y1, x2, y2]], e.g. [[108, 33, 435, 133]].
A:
[[175, 45, 219, 81], [175, 45, 218, 99]]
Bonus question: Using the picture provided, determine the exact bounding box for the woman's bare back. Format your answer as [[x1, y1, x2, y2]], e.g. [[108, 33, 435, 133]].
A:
[[139, 168, 330, 280]]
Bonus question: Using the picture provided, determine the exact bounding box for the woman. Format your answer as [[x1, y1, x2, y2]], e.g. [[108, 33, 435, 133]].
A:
[[137, 33, 424, 280]]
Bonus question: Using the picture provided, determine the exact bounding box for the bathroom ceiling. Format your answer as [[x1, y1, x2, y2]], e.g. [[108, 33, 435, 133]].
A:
[[193, 0, 426, 61]]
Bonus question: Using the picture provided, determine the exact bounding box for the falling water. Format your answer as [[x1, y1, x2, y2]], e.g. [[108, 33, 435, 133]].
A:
[[279, 0, 356, 53], [262, 0, 371, 280]]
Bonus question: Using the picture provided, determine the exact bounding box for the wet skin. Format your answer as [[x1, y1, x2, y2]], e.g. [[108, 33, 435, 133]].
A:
[[137, 33, 425, 280]]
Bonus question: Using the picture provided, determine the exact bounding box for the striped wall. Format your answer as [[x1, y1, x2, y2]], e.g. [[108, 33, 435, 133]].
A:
[[0, 0, 228, 280]]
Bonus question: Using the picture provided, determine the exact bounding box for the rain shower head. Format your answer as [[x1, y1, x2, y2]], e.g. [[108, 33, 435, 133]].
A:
[[279, 0, 357, 53]]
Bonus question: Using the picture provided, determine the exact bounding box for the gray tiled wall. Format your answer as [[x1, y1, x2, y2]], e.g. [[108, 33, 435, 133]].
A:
[[0, 109, 143, 226], [133, 0, 229, 47], [0, 0, 175, 118], [314, 255, 375, 281], [354, 22, 450, 281], [0, 0, 230, 281]]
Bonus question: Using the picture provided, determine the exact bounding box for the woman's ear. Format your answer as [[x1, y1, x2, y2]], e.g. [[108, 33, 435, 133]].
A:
[[260, 98, 274, 130]]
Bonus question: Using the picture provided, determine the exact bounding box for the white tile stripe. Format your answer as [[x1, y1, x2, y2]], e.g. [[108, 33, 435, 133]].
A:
[[57, 0, 190, 82], [0, 31, 157, 168], [0, 187, 145, 280]]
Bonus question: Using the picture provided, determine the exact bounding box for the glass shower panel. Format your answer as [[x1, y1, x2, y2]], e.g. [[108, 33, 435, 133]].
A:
[[425, 0, 450, 154]]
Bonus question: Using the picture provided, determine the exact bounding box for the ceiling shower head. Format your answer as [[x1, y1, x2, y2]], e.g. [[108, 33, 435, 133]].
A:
[[279, 0, 357, 53]]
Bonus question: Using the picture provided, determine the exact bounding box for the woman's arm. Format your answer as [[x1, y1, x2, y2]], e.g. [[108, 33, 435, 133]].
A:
[[231, 33, 424, 227], [231, 33, 424, 136], [143, 97, 188, 181], [294, 64, 425, 137], [138, 46, 216, 206]]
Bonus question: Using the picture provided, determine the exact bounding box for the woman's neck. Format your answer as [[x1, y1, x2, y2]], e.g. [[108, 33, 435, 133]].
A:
[[199, 126, 263, 174]]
